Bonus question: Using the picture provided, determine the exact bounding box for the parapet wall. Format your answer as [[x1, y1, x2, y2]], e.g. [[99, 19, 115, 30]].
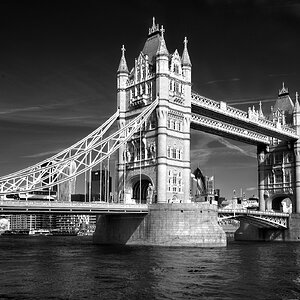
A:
[[93, 203, 226, 247]]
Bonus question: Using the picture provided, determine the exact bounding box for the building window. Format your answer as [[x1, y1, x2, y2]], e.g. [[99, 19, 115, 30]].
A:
[[268, 173, 274, 185], [178, 122, 182, 131], [172, 120, 176, 130], [176, 149, 180, 159], [167, 119, 171, 129], [168, 170, 172, 192], [167, 117, 183, 132], [284, 152, 293, 164], [174, 65, 179, 74], [275, 172, 283, 183], [168, 169, 183, 194], [284, 171, 290, 183], [274, 152, 283, 164], [172, 148, 176, 159], [167, 146, 171, 158], [136, 148, 141, 161]]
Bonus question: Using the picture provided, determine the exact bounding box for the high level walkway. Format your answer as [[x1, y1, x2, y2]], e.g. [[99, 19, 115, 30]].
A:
[[191, 92, 298, 145]]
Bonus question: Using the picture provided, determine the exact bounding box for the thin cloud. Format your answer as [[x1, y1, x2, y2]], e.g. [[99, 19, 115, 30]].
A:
[[246, 187, 257, 191], [191, 148, 211, 166], [204, 78, 240, 85], [22, 149, 64, 159], [227, 98, 275, 106], [214, 136, 256, 159], [0, 97, 88, 116], [0, 106, 41, 115]]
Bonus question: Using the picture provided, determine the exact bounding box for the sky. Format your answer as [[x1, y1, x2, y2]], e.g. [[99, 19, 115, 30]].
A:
[[0, 0, 300, 199]]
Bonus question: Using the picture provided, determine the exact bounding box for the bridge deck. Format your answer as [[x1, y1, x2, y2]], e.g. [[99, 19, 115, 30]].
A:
[[0, 200, 149, 215]]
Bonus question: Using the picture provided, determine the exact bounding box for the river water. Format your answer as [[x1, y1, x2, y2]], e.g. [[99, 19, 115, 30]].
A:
[[0, 236, 300, 300]]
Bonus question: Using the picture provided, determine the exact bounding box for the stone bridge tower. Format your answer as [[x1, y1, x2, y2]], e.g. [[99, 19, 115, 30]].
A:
[[257, 83, 300, 213], [117, 18, 192, 204]]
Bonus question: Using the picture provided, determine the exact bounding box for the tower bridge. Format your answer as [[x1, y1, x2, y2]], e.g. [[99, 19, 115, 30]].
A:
[[1, 18, 300, 245]]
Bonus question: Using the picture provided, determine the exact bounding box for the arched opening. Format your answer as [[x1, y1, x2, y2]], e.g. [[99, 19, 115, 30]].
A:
[[132, 180, 151, 203], [129, 174, 153, 204], [268, 194, 293, 213]]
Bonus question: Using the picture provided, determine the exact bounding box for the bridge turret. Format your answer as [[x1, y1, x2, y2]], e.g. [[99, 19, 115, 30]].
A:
[[292, 91, 300, 214], [156, 25, 169, 100], [155, 25, 170, 203], [117, 45, 129, 112], [117, 45, 129, 200], [181, 37, 192, 80], [293, 92, 300, 130]]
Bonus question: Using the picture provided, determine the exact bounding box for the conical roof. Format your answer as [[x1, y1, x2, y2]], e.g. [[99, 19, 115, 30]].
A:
[[273, 84, 294, 115], [181, 37, 191, 66], [156, 25, 169, 57], [117, 45, 129, 73], [142, 18, 168, 64]]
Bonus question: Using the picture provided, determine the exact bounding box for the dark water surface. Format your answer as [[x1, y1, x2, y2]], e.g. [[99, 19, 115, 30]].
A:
[[1, 236, 300, 300]]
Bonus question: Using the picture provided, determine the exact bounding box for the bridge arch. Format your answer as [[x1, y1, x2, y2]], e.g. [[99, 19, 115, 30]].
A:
[[266, 193, 293, 213], [128, 174, 153, 204]]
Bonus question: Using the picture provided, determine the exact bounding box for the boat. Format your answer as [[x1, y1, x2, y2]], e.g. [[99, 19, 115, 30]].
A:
[[29, 229, 52, 235], [1, 230, 29, 236], [50, 230, 78, 236]]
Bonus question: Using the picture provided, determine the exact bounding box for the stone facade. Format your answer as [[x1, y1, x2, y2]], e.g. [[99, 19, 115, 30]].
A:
[[117, 19, 191, 204], [257, 84, 300, 213], [93, 203, 227, 247]]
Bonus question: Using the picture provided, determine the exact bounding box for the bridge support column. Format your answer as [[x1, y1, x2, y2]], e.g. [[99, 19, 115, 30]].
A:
[[257, 146, 266, 211], [156, 106, 168, 203], [294, 142, 300, 213]]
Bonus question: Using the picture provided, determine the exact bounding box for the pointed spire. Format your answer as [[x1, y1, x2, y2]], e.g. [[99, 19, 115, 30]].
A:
[[279, 82, 289, 96], [259, 101, 264, 118], [156, 25, 169, 56], [117, 45, 129, 73], [182, 36, 192, 67], [148, 16, 159, 36], [294, 91, 300, 113]]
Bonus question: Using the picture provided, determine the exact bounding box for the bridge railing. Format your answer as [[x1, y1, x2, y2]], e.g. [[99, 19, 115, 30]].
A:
[[0, 200, 148, 209], [218, 208, 289, 217]]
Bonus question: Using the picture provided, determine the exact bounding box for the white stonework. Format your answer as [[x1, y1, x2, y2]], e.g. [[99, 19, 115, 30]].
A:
[[117, 20, 192, 204]]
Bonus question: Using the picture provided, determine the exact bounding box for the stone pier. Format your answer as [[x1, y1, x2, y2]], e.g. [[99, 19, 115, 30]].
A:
[[235, 213, 300, 242], [93, 203, 226, 247]]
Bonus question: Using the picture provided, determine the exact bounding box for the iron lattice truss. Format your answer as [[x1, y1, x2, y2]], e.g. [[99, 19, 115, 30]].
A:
[[218, 209, 289, 229], [0, 99, 158, 195]]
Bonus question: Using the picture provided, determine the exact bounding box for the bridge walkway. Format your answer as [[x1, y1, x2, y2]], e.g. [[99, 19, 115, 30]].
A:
[[0, 200, 149, 215]]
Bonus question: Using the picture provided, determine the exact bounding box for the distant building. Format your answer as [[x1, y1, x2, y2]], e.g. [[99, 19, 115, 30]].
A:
[[191, 168, 217, 204], [56, 214, 96, 234], [0, 216, 10, 232], [88, 169, 112, 201]]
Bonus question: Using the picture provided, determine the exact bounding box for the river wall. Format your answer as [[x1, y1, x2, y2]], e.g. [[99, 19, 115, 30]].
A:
[[93, 203, 227, 247]]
